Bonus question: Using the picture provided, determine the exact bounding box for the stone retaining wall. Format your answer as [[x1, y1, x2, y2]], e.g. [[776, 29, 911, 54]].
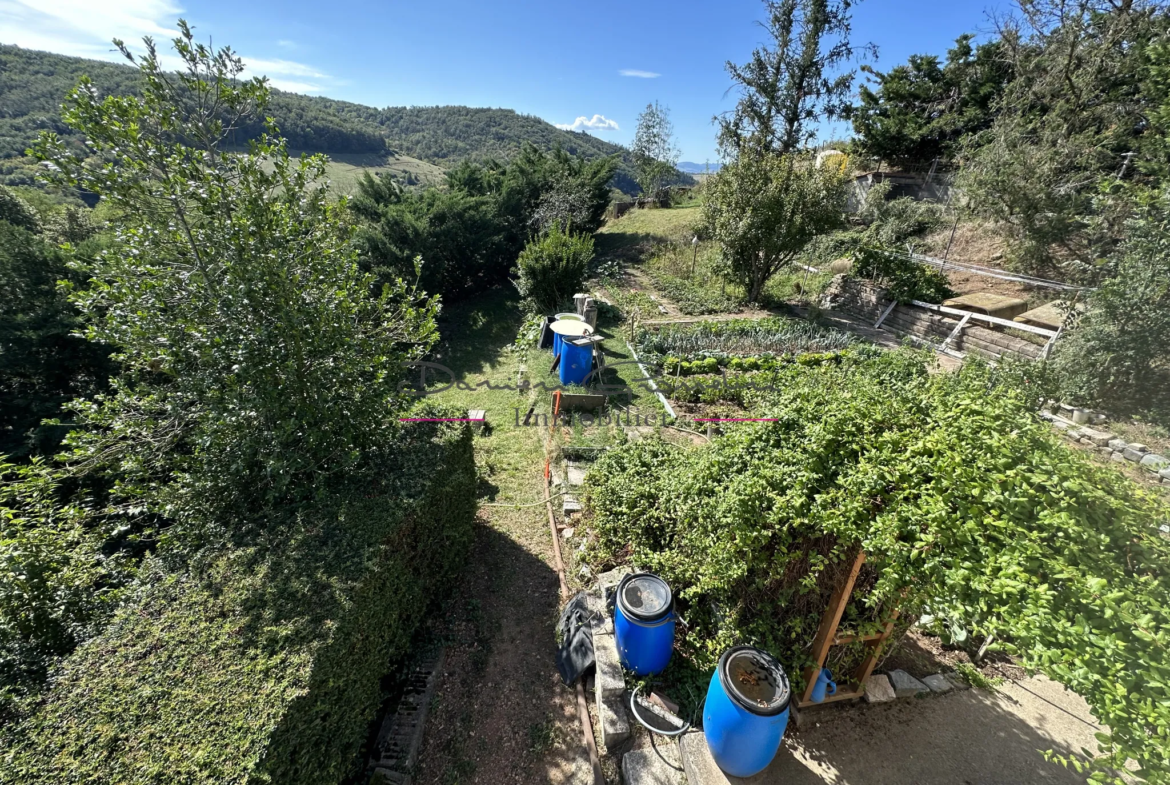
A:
[[821, 275, 1046, 361], [1043, 413, 1170, 486]]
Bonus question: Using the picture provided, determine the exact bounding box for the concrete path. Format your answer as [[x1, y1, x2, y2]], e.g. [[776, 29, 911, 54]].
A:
[[729, 675, 1101, 784]]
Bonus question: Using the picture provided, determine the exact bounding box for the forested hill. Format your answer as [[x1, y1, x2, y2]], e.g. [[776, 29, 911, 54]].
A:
[[0, 45, 647, 193]]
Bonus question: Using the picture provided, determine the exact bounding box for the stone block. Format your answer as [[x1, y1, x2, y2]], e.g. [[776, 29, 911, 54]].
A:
[[1078, 438, 1095, 447], [888, 669, 930, 698], [1108, 438, 1129, 451], [944, 673, 971, 691], [562, 495, 582, 515], [864, 673, 896, 703], [593, 632, 625, 697], [623, 745, 682, 785], [565, 461, 589, 487], [680, 731, 732, 785], [1130, 443, 1149, 453], [596, 688, 630, 749], [1064, 429, 1082, 441], [1140, 453, 1170, 472], [584, 591, 612, 636], [1161, 467, 1170, 480], [1111, 452, 1127, 463], [1124, 447, 1145, 463], [1098, 446, 1113, 456], [598, 566, 632, 601], [922, 673, 955, 694], [1079, 427, 1114, 447]]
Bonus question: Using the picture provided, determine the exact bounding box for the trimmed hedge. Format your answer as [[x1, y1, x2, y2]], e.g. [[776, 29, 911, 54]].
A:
[[1, 418, 475, 784]]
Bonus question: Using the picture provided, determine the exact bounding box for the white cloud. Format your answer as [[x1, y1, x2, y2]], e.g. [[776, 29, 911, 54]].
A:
[[0, 0, 329, 93], [276, 39, 297, 49], [620, 69, 660, 78], [266, 79, 323, 94], [555, 114, 620, 132]]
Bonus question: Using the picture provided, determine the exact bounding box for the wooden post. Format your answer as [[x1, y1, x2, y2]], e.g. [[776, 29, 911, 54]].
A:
[[800, 550, 866, 706]]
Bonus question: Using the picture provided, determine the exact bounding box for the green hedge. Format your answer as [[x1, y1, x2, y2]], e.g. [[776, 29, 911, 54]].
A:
[[1, 418, 476, 785]]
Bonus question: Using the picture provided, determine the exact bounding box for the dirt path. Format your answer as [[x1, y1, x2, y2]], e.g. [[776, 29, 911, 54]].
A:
[[409, 290, 593, 785]]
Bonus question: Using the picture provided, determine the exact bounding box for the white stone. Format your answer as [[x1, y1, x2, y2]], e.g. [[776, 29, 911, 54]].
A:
[[1108, 438, 1128, 451], [1079, 427, 1114, 447], [864, 673, 896, 703]]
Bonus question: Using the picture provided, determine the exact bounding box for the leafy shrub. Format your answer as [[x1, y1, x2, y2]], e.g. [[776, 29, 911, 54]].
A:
[[0, 186, 40, 233], [850, 245, 955, 303], [636, 316, 856, 364], [29, 26, 439, 533], [585, 352, 1170, 782], [857, 181, 946, 246], [1052, 194, 1170, 425], [514, 223, 594, 312], [2, 416, 476, 785]]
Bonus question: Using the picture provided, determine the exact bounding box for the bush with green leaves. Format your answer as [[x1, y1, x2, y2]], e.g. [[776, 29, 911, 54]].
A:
[[585, 352, 1170, 783], [702, 152, 849, 302], [1052, 192, 1170, 424], [850, 245, 954, 304], [513, 222, 594, 313], [28, 25, 439, 534], [2, 415, 476, 785]]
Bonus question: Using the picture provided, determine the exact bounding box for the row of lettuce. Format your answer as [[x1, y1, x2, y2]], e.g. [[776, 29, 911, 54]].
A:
[[584, 349, 1170, 783], [0, 30, 480, 784]]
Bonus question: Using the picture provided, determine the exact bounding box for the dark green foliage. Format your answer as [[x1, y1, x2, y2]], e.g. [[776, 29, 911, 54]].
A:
[[850, 245, 954, 303], [351, 173, 513, 301], [352, 145, 615, 302], [1053, 193, 1170, 423], [586, 352, 1170, 782], [2, 417, 476, 785], [0, 186, 40, 232], [851, 35, 1012, 163], [0, 215, 112, 457], [514, 224, 594, 312]]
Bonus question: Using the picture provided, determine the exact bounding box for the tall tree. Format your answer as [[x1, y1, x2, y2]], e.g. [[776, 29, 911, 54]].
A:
[[850, 34, 1013, 163], [703, 153, 848, 302], [631, 101, 681, 197], [718, 0, 870, 157], [29, 22, 439, 530], [959, 0, 1168, 278]]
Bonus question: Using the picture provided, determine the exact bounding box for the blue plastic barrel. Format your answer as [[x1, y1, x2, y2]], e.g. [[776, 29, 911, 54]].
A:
[[703, 645, 790, 777], [552, 314, 582, 357], [559, 339, 593, 386], [613, 573, 674, 676]]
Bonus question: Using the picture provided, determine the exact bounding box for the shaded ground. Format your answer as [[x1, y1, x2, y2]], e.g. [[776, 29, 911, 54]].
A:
[[766, 675, 1103, 785]]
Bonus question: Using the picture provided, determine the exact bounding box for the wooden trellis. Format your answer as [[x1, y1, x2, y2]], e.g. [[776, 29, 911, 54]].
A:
[[796, 551, 902, 709]]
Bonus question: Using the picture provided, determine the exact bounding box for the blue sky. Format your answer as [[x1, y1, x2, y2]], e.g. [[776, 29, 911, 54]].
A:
[[1, 0, 1009, 162]]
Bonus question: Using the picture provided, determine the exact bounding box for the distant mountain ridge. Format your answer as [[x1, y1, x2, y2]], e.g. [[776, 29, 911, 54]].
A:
[[0, 44, 687, 194], [677, 161, 721, 174]]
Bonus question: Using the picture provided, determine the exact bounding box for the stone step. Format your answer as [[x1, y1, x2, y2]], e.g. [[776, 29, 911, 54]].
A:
[[624, 743, 686, 785]]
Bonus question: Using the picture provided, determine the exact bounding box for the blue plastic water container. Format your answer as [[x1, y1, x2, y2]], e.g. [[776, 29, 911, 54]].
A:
[[703, 645, 791, 778], [551, 314, 582, 358], [553, 331, 563, 356], [613, 573, 674, 676], [559, 338, 593, 386]]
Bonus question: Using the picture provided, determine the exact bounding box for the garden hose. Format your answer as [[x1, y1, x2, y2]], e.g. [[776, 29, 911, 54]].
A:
[[628, 683, 693, 737]]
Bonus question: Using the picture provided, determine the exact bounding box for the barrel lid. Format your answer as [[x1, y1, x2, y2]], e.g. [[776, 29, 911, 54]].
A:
[[616, 573, 673, 623], [549, 320, 593, 337], [718, 645, 790, 716]]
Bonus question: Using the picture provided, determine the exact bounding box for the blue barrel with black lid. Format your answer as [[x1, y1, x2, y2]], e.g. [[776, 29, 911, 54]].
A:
[[703, 645, 790, 777], [613, 573, 674, 676]]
